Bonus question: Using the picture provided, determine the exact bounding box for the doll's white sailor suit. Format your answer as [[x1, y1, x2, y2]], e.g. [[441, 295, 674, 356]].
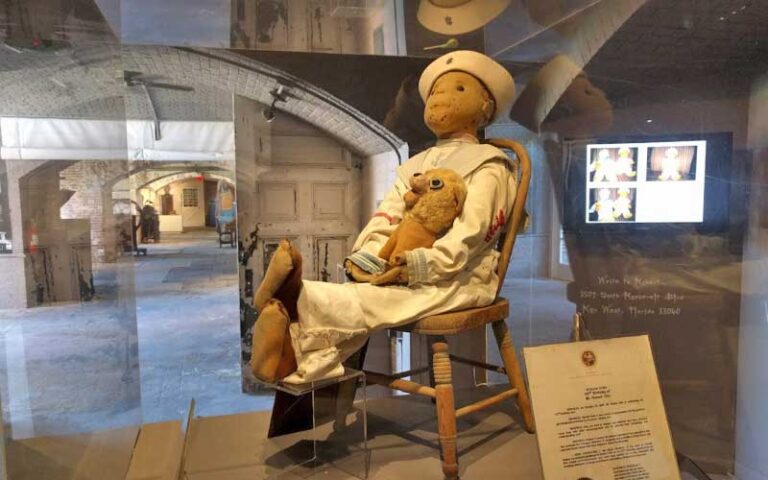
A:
[[283, 136, 516, 384]]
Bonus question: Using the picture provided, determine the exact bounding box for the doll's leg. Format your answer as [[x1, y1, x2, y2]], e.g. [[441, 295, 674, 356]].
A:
[[250, 299, 297, 382], [254, 239, 303, 317], [272, 240, 303, 321]]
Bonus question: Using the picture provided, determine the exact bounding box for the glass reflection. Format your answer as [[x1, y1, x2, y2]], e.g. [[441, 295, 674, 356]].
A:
[[0, 0, 765, 478]]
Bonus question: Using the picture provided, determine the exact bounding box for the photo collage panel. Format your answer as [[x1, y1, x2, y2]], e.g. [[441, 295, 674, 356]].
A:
[[586, 141, 707, 224]]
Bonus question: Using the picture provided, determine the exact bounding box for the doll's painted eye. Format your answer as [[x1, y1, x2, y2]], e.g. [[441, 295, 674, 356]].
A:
[[456, 85, 465, 92], [430, 178, 444, 189]]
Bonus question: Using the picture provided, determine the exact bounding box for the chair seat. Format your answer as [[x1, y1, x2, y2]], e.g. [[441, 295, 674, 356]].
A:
[[393, 298, 509, 336]]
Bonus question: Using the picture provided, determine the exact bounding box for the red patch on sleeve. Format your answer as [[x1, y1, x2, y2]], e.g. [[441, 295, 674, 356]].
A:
[[485, 209, 506, 242], [373, 212, 394, 224]]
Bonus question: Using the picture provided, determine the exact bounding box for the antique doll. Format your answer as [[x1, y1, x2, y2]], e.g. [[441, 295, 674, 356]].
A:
[[614, 146, 637, 180], [589, 188, 616, 223], [659, 146, 682, 181], [589, 148, 617, 183], [251, 51, 517, 384]]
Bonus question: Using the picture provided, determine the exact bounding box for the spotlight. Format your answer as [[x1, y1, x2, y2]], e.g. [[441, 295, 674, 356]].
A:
[[263, 85, 288, 124], [262, 106, 276, 123]]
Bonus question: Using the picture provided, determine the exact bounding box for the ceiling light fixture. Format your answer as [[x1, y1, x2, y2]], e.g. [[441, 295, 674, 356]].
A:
[[263, 85, 289, 123]]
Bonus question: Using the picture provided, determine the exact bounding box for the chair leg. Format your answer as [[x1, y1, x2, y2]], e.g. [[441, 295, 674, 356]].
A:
[[432, 338, 459, 480], [491, 320, 536, 433], [427, 336, 438, 404]]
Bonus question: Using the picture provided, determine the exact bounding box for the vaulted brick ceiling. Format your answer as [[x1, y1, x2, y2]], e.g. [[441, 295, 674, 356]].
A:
[[0, 43, 402, 156]]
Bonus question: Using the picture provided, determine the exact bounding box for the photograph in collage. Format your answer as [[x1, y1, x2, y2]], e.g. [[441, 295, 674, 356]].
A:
[[588, 146, 638, 183], [588, 187, 637, 223], [647, 145, 698, 182]]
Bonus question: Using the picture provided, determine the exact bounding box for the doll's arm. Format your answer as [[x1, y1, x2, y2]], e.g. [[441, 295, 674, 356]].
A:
[[350, 176, 408, 256], [345, 177, 408, 281], [405, 163, 511, 286]]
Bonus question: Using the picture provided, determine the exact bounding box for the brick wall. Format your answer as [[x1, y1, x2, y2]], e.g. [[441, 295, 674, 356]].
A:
[[60, 160, 131, 263]]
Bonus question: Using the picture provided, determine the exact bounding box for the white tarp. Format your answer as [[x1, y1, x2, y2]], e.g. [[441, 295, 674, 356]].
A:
[[0, 118, 235, 161]]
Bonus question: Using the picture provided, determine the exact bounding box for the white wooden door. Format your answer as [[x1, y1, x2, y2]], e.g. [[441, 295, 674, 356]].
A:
[[252, 134, 361, 284]]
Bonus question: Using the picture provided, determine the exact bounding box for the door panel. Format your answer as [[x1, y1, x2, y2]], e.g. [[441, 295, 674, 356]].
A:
[[314, 236, 347, 283]]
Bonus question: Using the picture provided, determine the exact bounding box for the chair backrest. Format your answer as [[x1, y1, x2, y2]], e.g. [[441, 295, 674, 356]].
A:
[[485, 138, 532, 299]]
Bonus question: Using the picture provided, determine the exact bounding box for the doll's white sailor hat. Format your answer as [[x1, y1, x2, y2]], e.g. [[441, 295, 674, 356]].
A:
[[417, 0, 512, 35], [418, 50, 516, 123]]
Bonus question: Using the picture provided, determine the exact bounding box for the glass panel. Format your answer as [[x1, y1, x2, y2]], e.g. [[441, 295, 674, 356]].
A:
[[0, 0, 766, 478]]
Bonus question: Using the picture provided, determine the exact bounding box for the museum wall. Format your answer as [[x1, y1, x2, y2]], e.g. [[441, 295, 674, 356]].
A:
[[166, 178, 206, 230], [60, 160, 129, 263], [230, 0, 402, 55], [0, 161, 47, 309], [735, 70, 768, 480], [549, 91, 751, 472], [487, 122, 556, 279]]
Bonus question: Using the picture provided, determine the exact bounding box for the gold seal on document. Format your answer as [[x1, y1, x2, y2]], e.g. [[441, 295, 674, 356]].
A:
[[581, 351, 596, 367]]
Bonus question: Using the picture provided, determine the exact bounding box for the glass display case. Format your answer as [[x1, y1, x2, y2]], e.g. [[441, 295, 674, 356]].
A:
[[0, 1, 766, 479]]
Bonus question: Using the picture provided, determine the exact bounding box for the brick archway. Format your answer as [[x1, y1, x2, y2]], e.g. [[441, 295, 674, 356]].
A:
[[0, 45, 405, 159]]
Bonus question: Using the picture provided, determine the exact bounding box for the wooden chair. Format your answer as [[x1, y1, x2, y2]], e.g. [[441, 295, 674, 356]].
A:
[[363, 138, 535, 480]]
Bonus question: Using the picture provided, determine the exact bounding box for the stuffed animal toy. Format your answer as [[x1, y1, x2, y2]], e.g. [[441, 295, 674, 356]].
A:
[[367, 168, 467, 285]]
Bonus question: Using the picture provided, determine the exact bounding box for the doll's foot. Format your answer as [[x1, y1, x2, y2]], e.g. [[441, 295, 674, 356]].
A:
[[272, 240, 303, 321], [254, 239, 300, 312], [250, 299, 297, 383]]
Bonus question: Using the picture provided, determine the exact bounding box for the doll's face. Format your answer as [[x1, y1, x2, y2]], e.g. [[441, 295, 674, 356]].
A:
[[665, 147, 679, 159], [424, 71, 494, 139]]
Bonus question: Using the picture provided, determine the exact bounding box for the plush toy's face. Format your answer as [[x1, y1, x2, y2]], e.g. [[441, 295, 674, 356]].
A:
[[405, 168, 467, 235], [424, 71, 494, 139]]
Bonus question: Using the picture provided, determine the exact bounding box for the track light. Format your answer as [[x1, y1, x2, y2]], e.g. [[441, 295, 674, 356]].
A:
[[263, 85, 288, 123]]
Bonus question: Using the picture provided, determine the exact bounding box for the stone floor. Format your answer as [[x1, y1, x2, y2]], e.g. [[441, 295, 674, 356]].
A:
[[0, 229, 573, 440], [5, 391, 729, 480], [0, 230, 272, 439]]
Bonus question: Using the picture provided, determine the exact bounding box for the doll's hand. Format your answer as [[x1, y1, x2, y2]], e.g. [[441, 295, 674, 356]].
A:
[[370, 266, 409, 286], [344, 259, 374, 283], [390, 253, 406, 266]]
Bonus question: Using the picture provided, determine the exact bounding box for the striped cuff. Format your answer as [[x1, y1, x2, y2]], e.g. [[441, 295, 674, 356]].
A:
[[406, 248, 429, 285], [346, 251, 386, 274]]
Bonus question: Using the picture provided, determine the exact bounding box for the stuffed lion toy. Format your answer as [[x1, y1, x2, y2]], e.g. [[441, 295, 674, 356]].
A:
[[362, 168, 467, 285]]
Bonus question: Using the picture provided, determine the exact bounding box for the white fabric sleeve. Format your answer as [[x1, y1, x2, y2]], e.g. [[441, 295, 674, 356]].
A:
[[350, 176, 408, 256], [405, 163, 513, 285]]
